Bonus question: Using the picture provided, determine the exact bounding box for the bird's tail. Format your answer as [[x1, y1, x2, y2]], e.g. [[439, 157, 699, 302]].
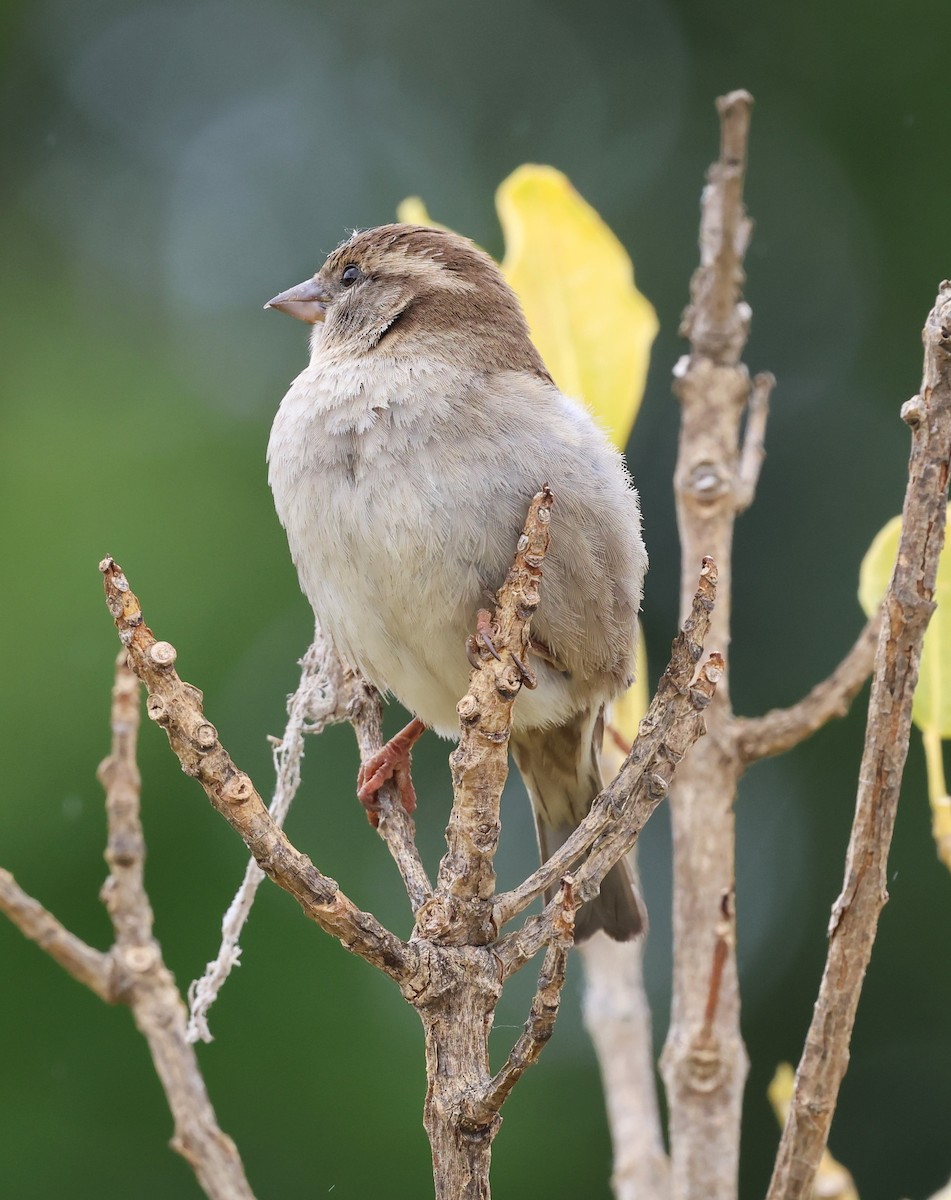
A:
[[511, 707, 646, 942]]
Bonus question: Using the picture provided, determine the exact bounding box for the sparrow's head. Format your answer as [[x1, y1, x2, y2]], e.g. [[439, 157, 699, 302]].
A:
[[265, 224, 550, 378]]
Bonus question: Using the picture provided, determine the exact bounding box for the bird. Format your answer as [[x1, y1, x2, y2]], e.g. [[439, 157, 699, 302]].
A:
[[265, 223, 648, 941]]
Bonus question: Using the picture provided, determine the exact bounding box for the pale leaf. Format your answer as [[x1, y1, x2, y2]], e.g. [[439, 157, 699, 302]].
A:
[[496, 164, 658, 449]]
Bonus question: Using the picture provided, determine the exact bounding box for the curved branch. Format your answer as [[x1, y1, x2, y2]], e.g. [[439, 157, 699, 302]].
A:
[[733, 613, 880, 763]]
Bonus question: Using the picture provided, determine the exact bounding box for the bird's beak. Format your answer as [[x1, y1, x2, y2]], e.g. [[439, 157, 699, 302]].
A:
[[264, 278, 331, 324]]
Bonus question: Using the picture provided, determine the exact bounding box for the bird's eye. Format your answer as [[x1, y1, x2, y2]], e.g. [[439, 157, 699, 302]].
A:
[[341, 265, 362, 286]]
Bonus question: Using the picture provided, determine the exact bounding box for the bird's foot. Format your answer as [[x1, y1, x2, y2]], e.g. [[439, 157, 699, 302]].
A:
[[466, 609, 502, 669], [357, 717, 426, 826]]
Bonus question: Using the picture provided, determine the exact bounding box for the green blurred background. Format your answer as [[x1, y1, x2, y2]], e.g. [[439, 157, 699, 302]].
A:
[[2, 1, 949, 1196]]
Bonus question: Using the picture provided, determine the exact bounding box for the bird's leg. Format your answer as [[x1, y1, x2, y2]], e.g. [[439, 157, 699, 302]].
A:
[[357, 716, 426, 824]]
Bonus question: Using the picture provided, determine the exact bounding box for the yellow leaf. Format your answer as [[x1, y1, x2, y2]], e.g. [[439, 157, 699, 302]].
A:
[[858, 506, 951, 737], [396, 197, 440, 228], [768, 1064, 859, 1200], [602, 624, 649, 780], [496, 165, 658, 449], [860, 508, 951, 871]]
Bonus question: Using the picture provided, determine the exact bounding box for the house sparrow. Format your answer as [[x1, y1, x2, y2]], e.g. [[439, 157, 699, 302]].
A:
[[266, 224, 648, 941]]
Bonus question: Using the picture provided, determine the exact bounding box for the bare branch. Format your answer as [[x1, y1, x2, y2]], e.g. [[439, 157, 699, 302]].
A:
[[97, 653, 256, 1199], [580, 935, 670, 1200], [733, 613, 880, 763], [494, 557, 717, 941], [99, 557, 415, 983], [466, 878, 575, 1125], [2, 652, 256, 1198], [188, 630, 351, 1042], [767, 283, 951, 1199], [571, 653, 720, 906], [98, 651, 153, 949], [663, 88, 758, 1200], [0, 869, 113, 1001], [679, 88, 754, 366], [496, 567, 719, 976], [417, 487, 554, 944], [347, 673, 433, 913], [734, 370, 774, 511]]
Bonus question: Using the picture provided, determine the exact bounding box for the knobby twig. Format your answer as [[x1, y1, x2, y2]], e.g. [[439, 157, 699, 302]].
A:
[[92, 493, 716, 1200], [662, 89, 757, 1200], [466, 878, 576, 1126], [0, 654, 255, 1200], [347, 672, 433, 914], [659, 91, 883, 1200], [493, 558, 718, 941], [99, 556, 415, 981], [767, 283, 951, 1199]]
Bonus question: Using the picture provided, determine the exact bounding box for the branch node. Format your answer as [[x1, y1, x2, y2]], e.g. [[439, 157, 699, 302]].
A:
[[901, 395, 926, 427], [120, 944, 159, 974], [456, 694, 481, 726], [222, 773, 254, 806], [193, 722, 218, 749], [149, 641, 178, 668]]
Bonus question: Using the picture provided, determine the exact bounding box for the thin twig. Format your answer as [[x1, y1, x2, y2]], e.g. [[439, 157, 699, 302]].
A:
[[679, 88, 754, 365], [733, 613, 880, 763], [98, 652, 256, 1199], [735, 370, 774, 511], [767, 283, 951, 1199], [347, 674, 433, 914], [98, 651, 153, 949], [465, 878, 575, 1125], [187, 630, 364, 1042], [662, 88, 757, 1200], [99, 557, 415, 983], [0, 870, 113, 1000]]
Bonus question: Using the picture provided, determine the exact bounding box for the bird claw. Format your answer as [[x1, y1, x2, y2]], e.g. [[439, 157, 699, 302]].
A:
[[475, 609, 502, 660], [510, 650, 537, 690], [356, 717, 425, 826]]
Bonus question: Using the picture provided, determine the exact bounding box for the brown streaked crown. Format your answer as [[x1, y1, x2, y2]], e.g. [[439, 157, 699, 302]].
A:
[[316, 224, 553, 381]]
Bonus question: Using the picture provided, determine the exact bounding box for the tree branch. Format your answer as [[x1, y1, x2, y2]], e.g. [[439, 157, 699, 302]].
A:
[[99, 557, 415, 982], [1, 653, 256, 1199], [767, 282, 951, 1199], [734, 370, 774, 511], [417, 486, 555, 945], [188, 629, 355, 1042], [580, 935, 671, 1200], [0, 869, 114, 1000], [662, 88, 757, 1200], [98, 653, 256, 1199], [347, 673, 433, 914], [465, 880, 575, 1126], [495, 561, 720, 975], [733, 613, 880, 763]]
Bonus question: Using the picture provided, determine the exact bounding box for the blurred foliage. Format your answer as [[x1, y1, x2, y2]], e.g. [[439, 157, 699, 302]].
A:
[[2, 2, 951, 1199]]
